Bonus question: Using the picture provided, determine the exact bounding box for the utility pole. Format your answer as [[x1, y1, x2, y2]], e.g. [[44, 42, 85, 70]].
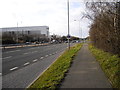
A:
[[67, 0, 70, 49], [74, 20, 81, 42], [17, 22, 18, 44]]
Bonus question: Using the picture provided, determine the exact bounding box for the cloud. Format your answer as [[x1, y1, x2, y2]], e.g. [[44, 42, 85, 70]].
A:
[[0, 0, 89, 38]]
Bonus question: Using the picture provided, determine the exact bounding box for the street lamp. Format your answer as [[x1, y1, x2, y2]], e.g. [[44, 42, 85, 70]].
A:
[[74, 20, 82, 42], [17, 22, 18, 44], [67, 0, 70, 49]]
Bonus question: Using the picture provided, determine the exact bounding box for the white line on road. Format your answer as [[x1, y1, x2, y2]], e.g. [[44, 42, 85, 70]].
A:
[[23, 53, 29, 55], [10, 67, 18, 71], [5, 50, 21, 53], [33, 59, 38, 62], [24, 62, 30, 66], [40, 57, 44, 59], [49, 54, 52, 56], [3, 56, 12, 59], [45, 55, 48, 57], [52, 53, 55, 55], [32, 51, 38, 53]]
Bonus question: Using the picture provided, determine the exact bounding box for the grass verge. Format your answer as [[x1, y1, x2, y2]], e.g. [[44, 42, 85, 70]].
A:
[[28, 43, 82, 89], [89, 44, 120, 88]]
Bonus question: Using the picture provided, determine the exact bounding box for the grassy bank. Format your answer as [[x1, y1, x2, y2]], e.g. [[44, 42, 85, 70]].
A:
[[28, 43, 82, 89], [89, 44, 120, 88]]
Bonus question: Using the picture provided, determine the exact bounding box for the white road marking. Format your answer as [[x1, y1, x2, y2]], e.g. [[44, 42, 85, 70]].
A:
[[32, 51, 38, 53], [23, 53, 29, 55], [33, 59, 38, 62], [56, 51, 57, 53], [10, 67, 18, 71], [45, 55, 48, 57], [49, 54, 52, 56], [24, 62, 30, 66], [5, 50, 21, 53], [40, 57, 44, 59], [3, 56, 12, 59]]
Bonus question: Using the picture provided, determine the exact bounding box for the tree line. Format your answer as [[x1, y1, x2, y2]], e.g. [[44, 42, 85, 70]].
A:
[[2, 31, 81, 44], [2, 31, 49, 44], [85, 1, 120, 56]]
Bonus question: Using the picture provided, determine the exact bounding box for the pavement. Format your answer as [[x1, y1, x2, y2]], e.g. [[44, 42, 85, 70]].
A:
[[60, 43, 112, 88]]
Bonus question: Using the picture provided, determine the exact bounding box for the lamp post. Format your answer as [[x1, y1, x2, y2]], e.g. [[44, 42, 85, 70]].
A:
[[17, 22, 18, 44], [67, 0, 70, 49], [74, 20, 82, 42]]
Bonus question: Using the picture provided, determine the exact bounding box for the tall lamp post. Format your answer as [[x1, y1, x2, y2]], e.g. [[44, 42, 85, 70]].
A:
[[17, 22, 18, 44], [67, 0, 70, 49], [74, 20, 82, 42]]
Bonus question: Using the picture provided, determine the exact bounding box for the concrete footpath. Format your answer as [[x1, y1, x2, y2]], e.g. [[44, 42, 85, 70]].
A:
[[60, 43, 112, 88]]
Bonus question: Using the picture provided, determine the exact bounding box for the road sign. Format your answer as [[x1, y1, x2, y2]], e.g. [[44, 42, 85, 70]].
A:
[[67, 34, 71, 39]]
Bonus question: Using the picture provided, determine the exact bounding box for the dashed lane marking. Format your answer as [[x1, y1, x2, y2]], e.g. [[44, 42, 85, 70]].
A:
[[10, 67, 18, 71], [49, 54, 52, 56], [32, 51, 38, 53], [40, 57, 44, 59], [52, 53, 55, 55], [45, 55, 48, 57], [5, 50, 21, 53], [33, 59, 38, 62], [23, 52, 29, 55], [3, 56, 12, 59], [24, 62, 30, 66]]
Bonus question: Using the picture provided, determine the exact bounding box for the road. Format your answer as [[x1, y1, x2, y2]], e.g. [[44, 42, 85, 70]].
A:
[[2, 43, 75, 88]]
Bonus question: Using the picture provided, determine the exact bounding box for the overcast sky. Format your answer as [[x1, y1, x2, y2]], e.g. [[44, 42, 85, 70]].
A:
[[0, 0, 91, 38]]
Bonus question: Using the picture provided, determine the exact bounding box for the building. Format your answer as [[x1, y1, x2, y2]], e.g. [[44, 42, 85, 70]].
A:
[[1, 26, 49, 43]]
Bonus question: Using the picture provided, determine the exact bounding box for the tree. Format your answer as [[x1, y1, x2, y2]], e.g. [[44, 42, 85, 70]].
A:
[[85, 1, 120, 56]]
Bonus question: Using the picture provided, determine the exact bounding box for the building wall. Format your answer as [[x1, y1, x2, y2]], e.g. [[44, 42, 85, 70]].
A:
[[1, 26, 49, 37], [1, 26, 49, 43]]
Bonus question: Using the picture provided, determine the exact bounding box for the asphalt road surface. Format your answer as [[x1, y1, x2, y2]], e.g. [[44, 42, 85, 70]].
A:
[[2, 43, 75, 88]]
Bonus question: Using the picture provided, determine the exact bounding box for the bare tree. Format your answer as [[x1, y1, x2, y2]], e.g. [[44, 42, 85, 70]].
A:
[[85, 1, 120, 56]]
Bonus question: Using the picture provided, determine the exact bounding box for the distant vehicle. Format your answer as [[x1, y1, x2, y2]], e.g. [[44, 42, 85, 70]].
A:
[[34, 41, 39, 44], [76, 40, 79, 43], [25, 42, 31, 45], [65, 41, 68, 43], [71, 41, 76, 43]]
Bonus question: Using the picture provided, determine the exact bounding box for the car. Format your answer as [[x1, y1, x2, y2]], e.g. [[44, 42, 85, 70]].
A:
[[25, 42, 31, 45]]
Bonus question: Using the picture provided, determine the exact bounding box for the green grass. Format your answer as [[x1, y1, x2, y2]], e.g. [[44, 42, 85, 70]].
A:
[[89, 44, 120, 88], [28, 43, 82, 89]]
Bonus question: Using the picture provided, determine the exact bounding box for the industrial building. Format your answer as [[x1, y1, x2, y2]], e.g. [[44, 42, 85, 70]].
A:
[[1, 26, 50, 44]]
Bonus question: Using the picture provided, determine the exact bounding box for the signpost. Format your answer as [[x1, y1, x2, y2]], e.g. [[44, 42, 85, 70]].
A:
[[67, 0, 70, 50]]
